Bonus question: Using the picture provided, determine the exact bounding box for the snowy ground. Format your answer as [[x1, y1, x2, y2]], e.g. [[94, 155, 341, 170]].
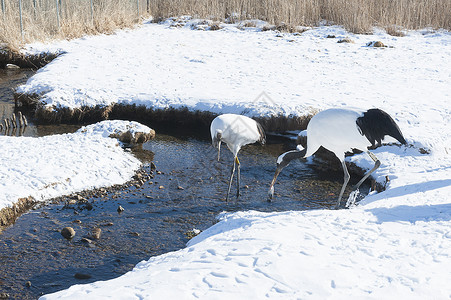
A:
[[10, 18, 451, 298], [0, 120, 152, 210]]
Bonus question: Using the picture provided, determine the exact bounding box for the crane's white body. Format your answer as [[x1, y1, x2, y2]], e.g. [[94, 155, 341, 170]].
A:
[[269, 108, 407, 209], [210, 114, 263, 157], [210, 114, 265, 201], [305, 109, 370, 160]]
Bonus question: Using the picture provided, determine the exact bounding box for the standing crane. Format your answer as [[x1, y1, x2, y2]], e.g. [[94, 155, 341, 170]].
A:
[[211, 114, 266, 201], [268, 108, 407, 208]]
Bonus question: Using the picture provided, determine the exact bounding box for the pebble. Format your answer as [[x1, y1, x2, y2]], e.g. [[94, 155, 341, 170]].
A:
[[177, 186, 184, 190], [159, 185, 164, 189], [91, 227, 101, 240], [81, 237, 93, 244], [61, 227, 75, 240], [372, 41, 385, 47], [185, 228, 201, 239], [25, 281, 31, 288], [75, 194, 85, 201], [66, 199, 77, 205], [117, 205, 125, 213], [6, 63, 19, 69], [83, 202, 93, 211], [150, 162, 157, 170]]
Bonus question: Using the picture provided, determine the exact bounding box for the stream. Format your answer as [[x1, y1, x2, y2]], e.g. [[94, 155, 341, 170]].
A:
[[0, 69, 369, 299]]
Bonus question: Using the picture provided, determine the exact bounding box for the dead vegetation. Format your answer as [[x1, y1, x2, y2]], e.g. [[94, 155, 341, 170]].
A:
[[1, 0, 450, 53], [149, 0, 451, 34], [0, 0, 149, 51]]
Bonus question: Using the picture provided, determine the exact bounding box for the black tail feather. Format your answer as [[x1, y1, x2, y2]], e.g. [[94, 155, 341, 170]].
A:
[[256, 122, 266, 145], [356, 109, 407, 147]]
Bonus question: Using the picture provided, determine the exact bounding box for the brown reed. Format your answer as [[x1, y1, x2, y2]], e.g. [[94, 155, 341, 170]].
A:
[[1, 0, 449, 52]]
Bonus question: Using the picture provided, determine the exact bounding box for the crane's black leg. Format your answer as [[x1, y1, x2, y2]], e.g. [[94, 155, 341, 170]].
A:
[[336, 159, 350, 209], [236, 156, 241, 198], [226, 159, 236, 202], [352, 151, 381, 191]]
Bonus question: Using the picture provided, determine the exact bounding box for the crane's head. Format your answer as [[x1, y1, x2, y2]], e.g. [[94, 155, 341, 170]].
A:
[[268, 149, 307, 200]]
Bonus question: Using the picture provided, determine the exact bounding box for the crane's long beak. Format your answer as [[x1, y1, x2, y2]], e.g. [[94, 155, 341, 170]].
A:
[[268, 165, 282, 200]]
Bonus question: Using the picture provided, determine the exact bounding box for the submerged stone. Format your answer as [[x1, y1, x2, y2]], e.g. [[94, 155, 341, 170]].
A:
[[61, 227, 75, 240]]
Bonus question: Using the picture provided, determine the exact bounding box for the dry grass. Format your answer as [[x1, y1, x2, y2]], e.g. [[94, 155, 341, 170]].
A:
[[0, 0, 149, 51], [149, 0, 451, 33], [1, 0, 450, 52]]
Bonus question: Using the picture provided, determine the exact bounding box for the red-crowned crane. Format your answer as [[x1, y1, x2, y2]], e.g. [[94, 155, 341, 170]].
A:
[[268, 108, 407, 209], [211, 114, 266, 201]]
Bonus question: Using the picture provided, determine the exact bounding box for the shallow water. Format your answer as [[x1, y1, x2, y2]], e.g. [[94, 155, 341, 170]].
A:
[[0, 70, 369, 299], [0, 68, 81, 137]]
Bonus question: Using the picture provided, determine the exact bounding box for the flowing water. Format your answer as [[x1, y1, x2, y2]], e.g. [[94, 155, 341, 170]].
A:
[[0, 69, 369, 299]]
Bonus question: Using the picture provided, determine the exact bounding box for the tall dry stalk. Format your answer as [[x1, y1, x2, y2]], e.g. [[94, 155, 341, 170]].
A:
[[149, 0, 451, 32], [1, 0, 450, 52], [0, 0, 149, 51]]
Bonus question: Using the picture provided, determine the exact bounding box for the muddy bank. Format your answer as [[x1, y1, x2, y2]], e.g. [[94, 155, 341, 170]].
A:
[[0, 50, 61, 69], [9, 51, 312, 132], [15, 95, 313, 133], [0, 196, 35, 233], [0, 166, 153, 234]]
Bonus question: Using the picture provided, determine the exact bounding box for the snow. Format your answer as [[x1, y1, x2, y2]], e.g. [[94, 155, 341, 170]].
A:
[[76, 120, 153, 139], [0, 120, 154, 210], [40, 209, 451, 299], [8, 18, 451, 298]]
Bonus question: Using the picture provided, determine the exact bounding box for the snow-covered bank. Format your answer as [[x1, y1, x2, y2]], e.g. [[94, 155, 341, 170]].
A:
[[0, 120, 153, 212], [41, 206, 451, 299], [16, 21, 451, 149], [10, 19, 451, 299], [39, 132, 451, 299]]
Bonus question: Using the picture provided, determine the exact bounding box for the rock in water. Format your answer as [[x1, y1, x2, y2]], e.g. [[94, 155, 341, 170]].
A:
[[91, 227, 102, 240], [61, 227, 75, 239]]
